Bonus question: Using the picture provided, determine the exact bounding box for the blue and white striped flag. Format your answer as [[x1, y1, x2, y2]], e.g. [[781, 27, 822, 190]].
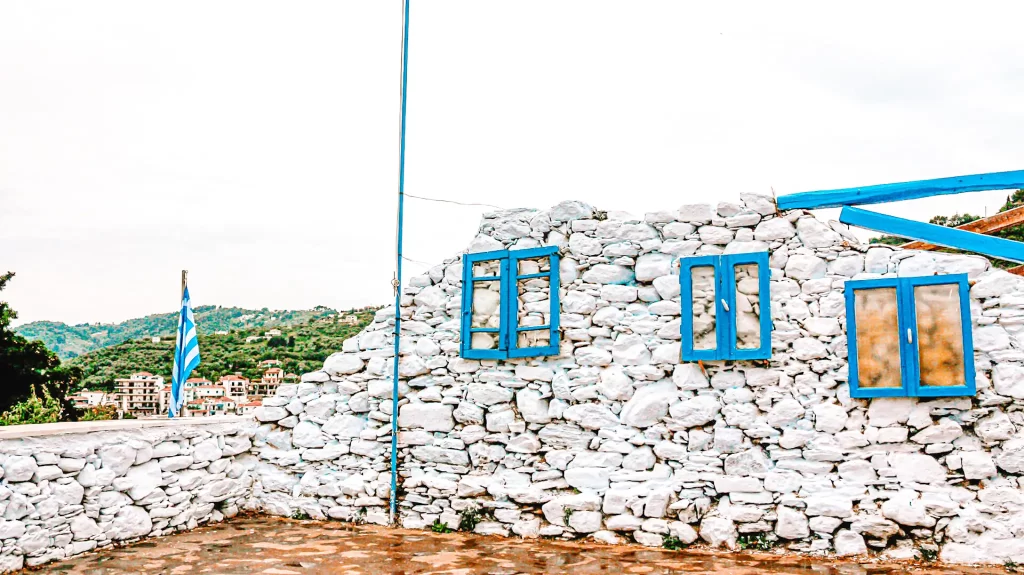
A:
[[170, 285, 200, 417]]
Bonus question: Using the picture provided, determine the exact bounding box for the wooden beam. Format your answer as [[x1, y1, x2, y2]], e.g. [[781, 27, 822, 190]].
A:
[[777, 169, 1024, 210], [1009, 265, 1024, 276], [901, 205, 1024, 251], [839, 206, 1024, 264]]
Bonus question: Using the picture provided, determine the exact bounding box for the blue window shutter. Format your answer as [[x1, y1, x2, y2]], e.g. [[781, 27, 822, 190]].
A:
[[679, 255, 723, 361], [845, 275, 975, 399], [461, 250, 511, 360], [721, 252, 772, 360], [508, 246, 560, 358], [845, 277, 909, 398], [901, 274, 976, 398]]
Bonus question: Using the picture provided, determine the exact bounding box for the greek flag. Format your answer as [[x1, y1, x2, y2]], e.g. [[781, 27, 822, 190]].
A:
[[170, 285, 200, 417]]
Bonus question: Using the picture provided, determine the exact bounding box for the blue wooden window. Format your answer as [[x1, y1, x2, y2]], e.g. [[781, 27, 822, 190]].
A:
[[845, 274, 975, 398], [460, 246, 560, 359], [679, 252, 771, 361]]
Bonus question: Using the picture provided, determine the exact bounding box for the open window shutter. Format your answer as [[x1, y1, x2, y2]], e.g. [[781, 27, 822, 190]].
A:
[[508, 247, 560, 358]]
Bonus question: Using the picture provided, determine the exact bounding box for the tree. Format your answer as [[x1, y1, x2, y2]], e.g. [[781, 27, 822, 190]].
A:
[[0, 272, 81, 420]]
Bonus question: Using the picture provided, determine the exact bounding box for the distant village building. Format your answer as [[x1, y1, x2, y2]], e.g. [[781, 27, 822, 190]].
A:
[[284, 373, 299, 382], [338, 314, 360, 325], [237, 400, 261, 416], [194, 384, 226, 399], [150, 336, 161, 343], [245, 335, 264, 343], [264, 329, 282, 337], [69, 389, 110, 408], [258, 359, 282, 368], [248, 367, 283, 398], [218, 374, 249, 402], [114, 372, 165, 417]]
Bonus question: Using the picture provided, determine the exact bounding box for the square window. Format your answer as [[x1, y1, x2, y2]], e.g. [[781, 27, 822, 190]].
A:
[[679, 252, 772, 361], [845, 274, 975, 398], [460, 246, 560, 359]]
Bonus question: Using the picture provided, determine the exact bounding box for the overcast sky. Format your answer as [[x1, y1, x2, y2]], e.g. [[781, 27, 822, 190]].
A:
[[2, 1, 1022, 327]]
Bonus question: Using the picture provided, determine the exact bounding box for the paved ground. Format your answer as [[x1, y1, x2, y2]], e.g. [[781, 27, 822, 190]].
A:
[[39, 516, 1008, 575]]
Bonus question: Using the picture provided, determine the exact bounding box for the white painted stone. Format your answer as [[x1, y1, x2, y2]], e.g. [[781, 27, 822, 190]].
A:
[[775, 506, 809, 539], [399, 403, 455, 432], [834, 530, 867, 557], [620, 382, 678, 427], [323, 353, 365, 376], [635, 253, 674, 282], [668, 395, 721, 428]]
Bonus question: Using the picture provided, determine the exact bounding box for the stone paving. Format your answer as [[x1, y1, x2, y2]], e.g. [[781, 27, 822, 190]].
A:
[[38, 517, 1009, 574]]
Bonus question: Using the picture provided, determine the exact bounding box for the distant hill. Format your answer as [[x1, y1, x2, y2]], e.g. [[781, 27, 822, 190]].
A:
[[15, 305, 343, 360], [65, 307, 378, 391]]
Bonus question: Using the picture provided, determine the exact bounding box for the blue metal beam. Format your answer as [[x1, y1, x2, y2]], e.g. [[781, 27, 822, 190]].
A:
[[777, 170, 1024, 210], [839, 206, 1024, 264]]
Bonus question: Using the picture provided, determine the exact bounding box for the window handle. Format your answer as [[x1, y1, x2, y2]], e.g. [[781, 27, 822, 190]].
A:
[[721, 299, 730, 312], [907, 329, 912, 344]]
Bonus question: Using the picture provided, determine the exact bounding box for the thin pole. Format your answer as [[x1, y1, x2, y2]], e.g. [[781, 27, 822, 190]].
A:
[[172, 270, 187, 419], [389, 0, 410, 527]]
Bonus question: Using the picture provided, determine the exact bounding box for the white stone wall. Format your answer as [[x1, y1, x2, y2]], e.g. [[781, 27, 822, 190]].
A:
[[0, 417, 256, 572], [252, 195, 1024, 565]]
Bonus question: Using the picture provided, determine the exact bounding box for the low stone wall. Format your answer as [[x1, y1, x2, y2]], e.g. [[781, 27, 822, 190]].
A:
[[0, 416, 256, 572]]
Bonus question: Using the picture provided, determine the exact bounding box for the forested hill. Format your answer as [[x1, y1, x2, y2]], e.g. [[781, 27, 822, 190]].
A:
[[66, 308, 378, 391], [15, 305, 342, 359]]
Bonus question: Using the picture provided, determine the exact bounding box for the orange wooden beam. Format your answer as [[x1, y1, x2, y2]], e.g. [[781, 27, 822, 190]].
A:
[[1009, 265, 1024, 276], [900, 205, 1024, 251]]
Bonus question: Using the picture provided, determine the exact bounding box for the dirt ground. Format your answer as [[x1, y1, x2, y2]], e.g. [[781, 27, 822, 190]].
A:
[[37, 516, 1010, 574]]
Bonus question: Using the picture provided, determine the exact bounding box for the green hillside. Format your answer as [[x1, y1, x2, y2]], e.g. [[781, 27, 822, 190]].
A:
[[16, 305, 341, 360], [66, 308, 377, 392]]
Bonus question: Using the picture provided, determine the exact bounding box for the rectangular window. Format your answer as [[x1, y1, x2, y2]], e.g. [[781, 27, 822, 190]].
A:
[[679, 252, 771, 361], [460, 246, 560, 359], [845, 274, 975, 398]]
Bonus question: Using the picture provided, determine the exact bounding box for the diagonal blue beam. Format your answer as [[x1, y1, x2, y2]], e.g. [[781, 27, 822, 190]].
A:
[[778, 170, 1024, 210], [839, 206, 1024, 264]]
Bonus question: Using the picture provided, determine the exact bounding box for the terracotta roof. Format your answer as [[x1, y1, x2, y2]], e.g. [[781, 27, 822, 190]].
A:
[[186, 378, 212, 384], [219, 375, 249, 382], [133, 372, 154, 377], [265, 368, 283, 374]]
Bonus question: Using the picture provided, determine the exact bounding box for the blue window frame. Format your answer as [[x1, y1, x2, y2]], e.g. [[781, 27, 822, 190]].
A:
[[679, 252, 771, 361], [846, 274, 975, 398], [460, 246, 560, 360]]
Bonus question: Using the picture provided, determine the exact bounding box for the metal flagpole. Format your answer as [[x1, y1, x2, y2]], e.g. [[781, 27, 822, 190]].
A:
[[389, 0, 411, 527], [172, 270, 187, 418]]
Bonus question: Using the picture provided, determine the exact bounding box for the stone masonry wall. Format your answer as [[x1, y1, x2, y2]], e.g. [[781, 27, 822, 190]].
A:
[[251, 195, 1024, 565], [0, 418, 256, 572]]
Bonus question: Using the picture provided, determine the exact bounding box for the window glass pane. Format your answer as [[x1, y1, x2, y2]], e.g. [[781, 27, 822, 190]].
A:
[[473, 260, 502, 277], [518, 330, 550, 348], [690, 266, 717, 351], [915, 284, 967, 387], [853, 287, 902, 389], [734, 263, 761, 350]]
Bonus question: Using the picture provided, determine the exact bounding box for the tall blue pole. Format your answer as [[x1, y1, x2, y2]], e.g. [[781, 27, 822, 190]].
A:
[[389, 0, 410, 527]]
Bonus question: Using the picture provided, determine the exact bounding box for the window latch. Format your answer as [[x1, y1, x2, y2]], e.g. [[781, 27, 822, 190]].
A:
[[721, 299, 730, 312], [907, 329, 913, 344]]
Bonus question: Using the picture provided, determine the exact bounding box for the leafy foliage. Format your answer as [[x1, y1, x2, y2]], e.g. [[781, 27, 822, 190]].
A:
[[737, 532, 776, 551], [458, 508, 482, 532], [0, 385, 63, 426], [0, 272, 81, 418], [431, 519, 453, 533], [869, 190, 1024, 268], [662, 535, 687, 551], [15, 305, 345, 360], [66, 309, 377, 392]]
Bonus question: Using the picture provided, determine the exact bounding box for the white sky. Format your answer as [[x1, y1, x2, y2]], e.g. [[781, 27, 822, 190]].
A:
[[2, 1, 1022, 327]]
